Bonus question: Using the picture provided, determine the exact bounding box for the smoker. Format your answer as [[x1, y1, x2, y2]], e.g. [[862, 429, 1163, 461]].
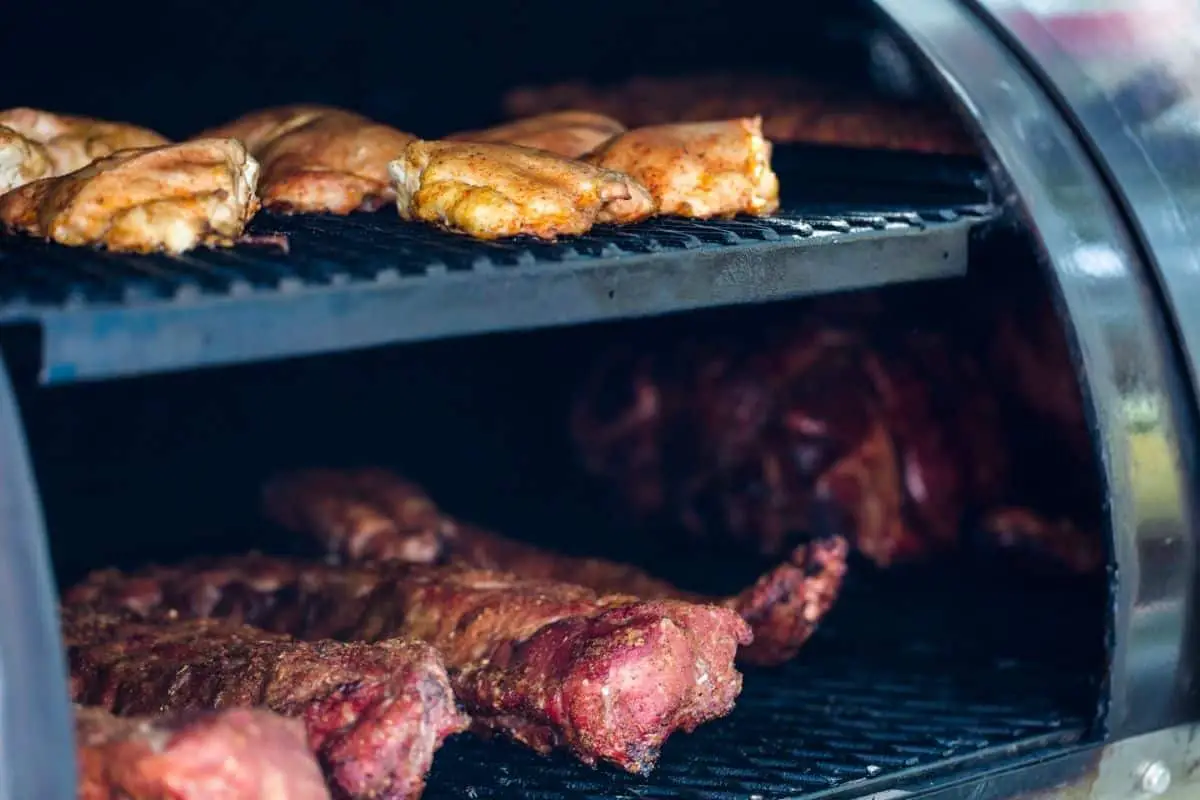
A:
[[1, 0, 1197, 797]]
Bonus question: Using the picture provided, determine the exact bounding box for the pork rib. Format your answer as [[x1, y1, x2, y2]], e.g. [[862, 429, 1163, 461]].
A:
[[66, 556, 751, 775], [261, 468, 847, 665], [64, 609, 466, 800], [76, 705, 330, 800]]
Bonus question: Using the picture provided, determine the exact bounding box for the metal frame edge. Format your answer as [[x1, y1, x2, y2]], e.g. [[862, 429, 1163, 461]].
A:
[[873, 0, 1197, 769]]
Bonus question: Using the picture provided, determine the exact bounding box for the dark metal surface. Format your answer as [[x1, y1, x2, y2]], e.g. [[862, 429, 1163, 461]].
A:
[[0, 354, 75, 800], [905, 747, 1099, 800], [0, 207, 985, 385], [907, 721, 1200, 799], [875, 0, 1199, 750], [422, 567, 1099, 800], [0, 143, 991, 385]]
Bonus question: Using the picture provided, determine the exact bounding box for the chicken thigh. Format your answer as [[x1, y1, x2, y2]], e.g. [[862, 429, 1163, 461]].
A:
[[389, 140, 656, 240], [0, 108, 169, 176], [0, 125, 51, 194], [198, 105, 415, 213], [585, 117, 780, 218], [0, 139, 260, 254], [446, 111, 625, 159]]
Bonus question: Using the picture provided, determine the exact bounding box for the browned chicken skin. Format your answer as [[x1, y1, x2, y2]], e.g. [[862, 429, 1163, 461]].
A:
[[0, 139, 260, 254], [585, 118, 779, 218], [0, 107, 169, 176], [389, 140, 656, 240], [195, 105, 335, 151], [263, 468, 848, 666], [0, 125, 51, 194], [446, 111, 626, 159], [198, 105, 415, 214]]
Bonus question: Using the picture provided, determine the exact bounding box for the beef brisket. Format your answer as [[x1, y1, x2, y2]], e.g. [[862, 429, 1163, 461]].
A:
[[64, 609, 466, 800], [67, 556, 750, 774]]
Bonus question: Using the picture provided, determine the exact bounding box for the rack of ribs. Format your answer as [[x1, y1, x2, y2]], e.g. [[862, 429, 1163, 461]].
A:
[[64, 608, 467, 800], [75, 705, 330, 800], [261, 468, 848, 666], [66, 556, 751, 775]]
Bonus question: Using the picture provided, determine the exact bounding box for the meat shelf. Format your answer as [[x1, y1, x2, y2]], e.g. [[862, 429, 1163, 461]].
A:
[[0, 145, 994, 385]]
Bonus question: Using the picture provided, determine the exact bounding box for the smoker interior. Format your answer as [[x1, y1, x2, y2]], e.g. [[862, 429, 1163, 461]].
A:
[[3, 0, 1110, 796], [2, 0, 961, 139], [20, 238, 1109, 798]]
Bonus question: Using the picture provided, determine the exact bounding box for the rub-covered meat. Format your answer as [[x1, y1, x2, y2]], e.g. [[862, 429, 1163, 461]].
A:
[[576, 323, 1008, 564], [503, 73, 977, 155], [584, 118, 779, 218], [446, 111, 625, 159], [0, 108, 169, 176], [76, 706, 330, 800], [198, 105, 415, 213], [196, 105, 334, 152], [65, 609, 466, 800], [977, 507, 1103, 574], [0, 125, 52, 194], [570, 306, 1102, 574], [262, 468, 846, 666], [570, 323, 979, 565], [67, 556, 750, 774], [388, 140, 655, 240], [0, 139, 260, 253]]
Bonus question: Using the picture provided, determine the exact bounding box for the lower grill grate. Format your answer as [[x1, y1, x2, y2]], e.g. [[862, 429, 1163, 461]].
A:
[[422, 566, 1100, 799]]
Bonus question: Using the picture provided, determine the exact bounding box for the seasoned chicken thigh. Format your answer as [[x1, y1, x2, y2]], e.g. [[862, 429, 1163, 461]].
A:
[[195, 105, 334, 152], [198, 105, 415, 213], [0, 139, 260, 254], [0, 108, 169, 176], [388, 140, 656, 240], [585, 117, 780, 218], [0, 126, 51, 194], [447, 111, 625, 159]]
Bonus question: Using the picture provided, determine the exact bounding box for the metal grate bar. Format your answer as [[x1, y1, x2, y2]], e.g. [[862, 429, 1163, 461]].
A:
[[0, 147, 995, 384]]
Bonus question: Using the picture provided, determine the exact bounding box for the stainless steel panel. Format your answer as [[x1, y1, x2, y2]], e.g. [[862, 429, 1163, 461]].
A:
[[973, 0, 1200, 419], [875, 0, 1198, 743]]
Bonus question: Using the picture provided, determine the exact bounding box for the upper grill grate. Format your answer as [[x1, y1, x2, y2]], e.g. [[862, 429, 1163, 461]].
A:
[[0, 146, 993, 383]]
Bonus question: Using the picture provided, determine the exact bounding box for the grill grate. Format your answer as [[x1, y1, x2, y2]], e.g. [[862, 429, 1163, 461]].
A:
[[0, 146, 994, 384], [422, 567, 1100, 799], [0, 208, 986, 310]]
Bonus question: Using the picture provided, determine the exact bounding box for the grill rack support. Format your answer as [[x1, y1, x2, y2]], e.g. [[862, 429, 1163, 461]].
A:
[[0, 206, 986, 385], [0, 352, 75, 800]]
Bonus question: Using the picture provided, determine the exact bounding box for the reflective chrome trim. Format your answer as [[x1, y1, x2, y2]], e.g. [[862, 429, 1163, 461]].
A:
[[970, 0, 1200, 428]]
